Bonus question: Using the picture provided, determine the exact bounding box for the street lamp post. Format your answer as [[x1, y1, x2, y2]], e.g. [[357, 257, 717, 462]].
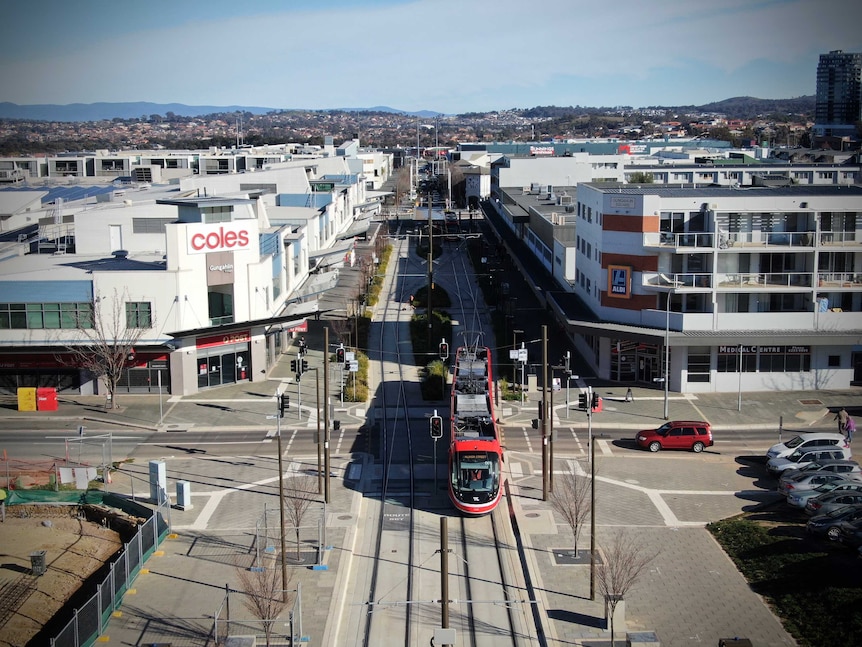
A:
[[664, 295, 670, 420]]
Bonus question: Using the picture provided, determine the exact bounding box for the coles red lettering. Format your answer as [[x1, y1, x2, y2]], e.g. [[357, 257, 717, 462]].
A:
[[190, 226, 250, 251]]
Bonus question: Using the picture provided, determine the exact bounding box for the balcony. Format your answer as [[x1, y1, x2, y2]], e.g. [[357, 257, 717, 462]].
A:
[[644, 230, 822, 250], [817, 272, 862, 288], [717, 272, 814, 289]]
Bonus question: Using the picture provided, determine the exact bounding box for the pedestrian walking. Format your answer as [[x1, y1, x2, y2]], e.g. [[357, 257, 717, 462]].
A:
[[0, 488, 6, 522], [845, 417, 856, 447], [835, 407, 849, 433], [625, 387, 634, 403]]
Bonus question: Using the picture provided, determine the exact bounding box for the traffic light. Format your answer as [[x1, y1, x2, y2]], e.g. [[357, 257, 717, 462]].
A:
[[430, 415, 443, 438], [439, 340, 449, 360], [591, 392, 600, 410], [301, 359, 308, 373], [290, 359, 298, 372], [279, 393, 289, 417], [578, 393, 588, 410], [336, 345, 345, 364]]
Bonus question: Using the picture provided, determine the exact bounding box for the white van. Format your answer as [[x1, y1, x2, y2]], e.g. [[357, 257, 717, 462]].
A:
[[766, 432, 846, 460]]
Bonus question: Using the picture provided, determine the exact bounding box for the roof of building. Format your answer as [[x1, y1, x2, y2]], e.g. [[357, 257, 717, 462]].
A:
[[582, 183, 862, 198]]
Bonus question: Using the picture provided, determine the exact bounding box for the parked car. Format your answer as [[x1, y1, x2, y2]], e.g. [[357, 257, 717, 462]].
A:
[[766, 447, 851, 476], [787, 480, 862, 508], [777, 460, 862, 494], [835, 517, 862, 548], [634, 421, 713, 453], [805, 490, 862, 516], [766, 432, 846, 460], [806, 505, 862, 539]]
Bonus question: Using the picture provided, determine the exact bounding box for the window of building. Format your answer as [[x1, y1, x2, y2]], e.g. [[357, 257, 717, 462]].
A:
[[687, 346, 711, 382], [133, 218, 175, 234], [828, 355, 841, 367], [126, 302, 153, 328], [0, 302, 92, 329]]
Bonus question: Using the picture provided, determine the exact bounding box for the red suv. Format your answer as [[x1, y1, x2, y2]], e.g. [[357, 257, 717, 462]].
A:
[[635, 420, 713, 453]]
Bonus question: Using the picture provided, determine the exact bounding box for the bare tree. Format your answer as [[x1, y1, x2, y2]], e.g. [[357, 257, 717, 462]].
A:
[[59, 288, 152, 408], [394, 166, 412, 209], [235, 555, 292, 647], [549, 460, 593, 558], [596, 530, 659, 645], [284, 473, 319, 562]]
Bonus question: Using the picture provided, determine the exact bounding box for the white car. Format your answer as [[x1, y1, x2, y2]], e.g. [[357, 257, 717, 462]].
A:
[[766, 432, 846, 460], [767, 447, 851, 476]]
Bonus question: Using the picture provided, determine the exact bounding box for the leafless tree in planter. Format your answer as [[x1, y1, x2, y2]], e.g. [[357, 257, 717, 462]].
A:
[[58, 288, 152, 408], [549, 460, 593, 558], [596, 530, 659, 645], [284, 473, 319, 562], [235, 555, 293, 647]]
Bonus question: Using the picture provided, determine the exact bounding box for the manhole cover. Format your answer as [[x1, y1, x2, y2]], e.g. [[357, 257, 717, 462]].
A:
[[799, 399, 824, 405], [338, 515, 352, 521], [525, 512, 540, 518]]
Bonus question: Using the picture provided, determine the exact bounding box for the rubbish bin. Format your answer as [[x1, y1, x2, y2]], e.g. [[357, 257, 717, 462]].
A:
[[36, 387, 58, 411], [17, 387, 37, 411], [30, 550, 47, 576]]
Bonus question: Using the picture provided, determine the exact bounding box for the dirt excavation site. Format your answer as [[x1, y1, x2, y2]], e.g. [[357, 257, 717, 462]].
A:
[[0, 506, 123, 647]]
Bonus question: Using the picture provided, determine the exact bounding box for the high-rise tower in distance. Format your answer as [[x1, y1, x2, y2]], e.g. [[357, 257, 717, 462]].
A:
[[814, 50, 862, 140]]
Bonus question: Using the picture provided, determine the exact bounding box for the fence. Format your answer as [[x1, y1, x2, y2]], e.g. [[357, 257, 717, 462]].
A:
[[213, 581, 304, 646], [49, 490, 171, 647]]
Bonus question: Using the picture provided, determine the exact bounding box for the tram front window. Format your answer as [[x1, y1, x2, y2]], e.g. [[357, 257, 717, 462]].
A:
[[454, 453, 499, 493]]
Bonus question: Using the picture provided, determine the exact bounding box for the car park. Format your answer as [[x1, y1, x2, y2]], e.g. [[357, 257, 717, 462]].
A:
[[806, 505, 862, 539], [766, 447, 851, 476], [805, 491, 862, 516], [766, 432, 846, 460], [634, 420, 713, 453], [787, 480, 862, 508]]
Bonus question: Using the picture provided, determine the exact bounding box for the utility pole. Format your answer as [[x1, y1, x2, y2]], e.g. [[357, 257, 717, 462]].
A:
[[541, 325, 549, 501], [427, 192, 433, 349], [441, 517, 449, 638], [276, 392, 288, 602], [324, 327, 331, 504], [314, 367, 322, 495], [589, 431, 596, 601]]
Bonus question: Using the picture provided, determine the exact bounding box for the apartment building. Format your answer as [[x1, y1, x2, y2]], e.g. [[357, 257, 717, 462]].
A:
[[569, 183, 862, 393], [814, 50, 862, 139]]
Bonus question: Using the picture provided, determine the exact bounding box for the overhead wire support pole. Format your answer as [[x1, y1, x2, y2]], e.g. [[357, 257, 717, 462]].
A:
[[276, 392, 288, 603], [541, 325, 549, 502], [324, 327, 331, 504]]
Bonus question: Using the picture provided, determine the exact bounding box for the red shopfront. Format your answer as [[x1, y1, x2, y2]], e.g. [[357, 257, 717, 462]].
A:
[[196, 330, 251, 389]]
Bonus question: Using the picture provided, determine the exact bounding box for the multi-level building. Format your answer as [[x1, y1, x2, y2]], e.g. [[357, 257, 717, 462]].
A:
[[566, 183, 862, 392], [0, 157, 379, 397], [814, 50, 862, 140]]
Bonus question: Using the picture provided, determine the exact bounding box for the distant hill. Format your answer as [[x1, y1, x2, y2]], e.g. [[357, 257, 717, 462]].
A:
[[681, 96, 816, 118], [0, 102, 277, 122], [0, 102, 445, 122], [0, 97, 814, 123]]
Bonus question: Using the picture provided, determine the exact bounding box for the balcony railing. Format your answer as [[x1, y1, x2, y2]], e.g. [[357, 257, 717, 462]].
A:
[[817, 272, 862, 288], [716, 272, 813, 288], [209, 315, 234, 326]]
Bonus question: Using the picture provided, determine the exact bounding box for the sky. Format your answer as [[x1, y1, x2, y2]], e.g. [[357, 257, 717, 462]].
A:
[[1, 0, 861, 114]]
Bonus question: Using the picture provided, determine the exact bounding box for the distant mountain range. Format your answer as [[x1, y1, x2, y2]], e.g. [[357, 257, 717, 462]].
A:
[[0, 97, 814, 123], [0, 102, 443, 122]]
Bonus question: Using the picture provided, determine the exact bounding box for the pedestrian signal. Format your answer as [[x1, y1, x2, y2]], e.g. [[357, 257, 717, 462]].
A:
[[336, 345, 345, 364]]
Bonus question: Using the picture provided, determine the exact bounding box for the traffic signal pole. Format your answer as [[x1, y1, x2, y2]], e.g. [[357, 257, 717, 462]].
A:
[[324, 327, 331, 504]]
